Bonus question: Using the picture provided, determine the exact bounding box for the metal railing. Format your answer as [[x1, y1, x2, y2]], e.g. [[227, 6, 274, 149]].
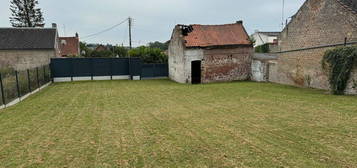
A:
[[0, 65, 51, 107]]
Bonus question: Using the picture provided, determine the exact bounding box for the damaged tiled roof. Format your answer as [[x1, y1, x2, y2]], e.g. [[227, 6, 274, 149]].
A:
[[0, 28, 57, 50], [183, 22, 251, 48], [59, 37, 80, 56]]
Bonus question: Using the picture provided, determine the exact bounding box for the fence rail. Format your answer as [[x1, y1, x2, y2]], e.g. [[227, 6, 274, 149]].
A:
[[0, 65, 51, 107]]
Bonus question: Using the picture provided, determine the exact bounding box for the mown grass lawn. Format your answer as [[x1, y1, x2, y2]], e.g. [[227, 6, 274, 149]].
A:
[[0, 79, 356, 168]]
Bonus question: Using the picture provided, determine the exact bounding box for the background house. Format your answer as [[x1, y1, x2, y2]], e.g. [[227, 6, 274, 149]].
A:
[[95, 45, 108, 51], [251, 31, 279, 47], [168, 21, 253, 84], [271, 0, 357, 94], [59, 33, 80, 57], [0, 26, 60, 71]]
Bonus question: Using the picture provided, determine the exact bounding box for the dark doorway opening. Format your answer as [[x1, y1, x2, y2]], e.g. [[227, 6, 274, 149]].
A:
[[191, 60, 201, 84]]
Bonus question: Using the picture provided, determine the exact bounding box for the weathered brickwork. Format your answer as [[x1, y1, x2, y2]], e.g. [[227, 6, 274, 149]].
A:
[[0, 50, 55, 71], [279, 0, 357, 51], [202, 47, 252, 83], [169, 25, 253, 84], [273, 0, 357, 93]]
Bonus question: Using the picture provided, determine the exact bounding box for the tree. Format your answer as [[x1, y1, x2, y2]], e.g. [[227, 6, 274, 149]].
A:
[[255, 44, 270, 53], [79, 42, 92, 57], [148, 41, 170, 51], [113, 46, 128, 57], [90, 50, 113, 58], [10, 0, 45, 27], [129, 46, 168, 63]]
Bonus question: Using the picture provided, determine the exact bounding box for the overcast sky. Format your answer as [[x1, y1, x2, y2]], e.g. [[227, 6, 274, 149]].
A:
[[0, 0, 305, 46]]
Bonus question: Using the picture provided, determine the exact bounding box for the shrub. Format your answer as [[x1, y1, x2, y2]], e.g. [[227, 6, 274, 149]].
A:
[[128, 46, 168, 63], [255, 44, 270, 53], [322, 46, 357, 95]]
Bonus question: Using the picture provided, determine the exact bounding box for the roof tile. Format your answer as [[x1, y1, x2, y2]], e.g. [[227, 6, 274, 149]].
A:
[[183, 23, 251, 48]]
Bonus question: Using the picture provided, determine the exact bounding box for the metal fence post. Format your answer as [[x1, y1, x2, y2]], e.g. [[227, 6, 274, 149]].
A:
[[90, 58, 94, 81], [43, 66, 46, 83], [110, 58, 113, 80], [27, 69, 31, 92], [15, 71, 20, 98], [70, 59, 74, 82], [36, 67, 40, 89], [0, 73, 6, 105]]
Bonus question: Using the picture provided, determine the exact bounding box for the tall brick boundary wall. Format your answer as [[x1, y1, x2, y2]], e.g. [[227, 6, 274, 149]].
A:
[[270, 46, 357, 94], [270, 0, 357, 94]]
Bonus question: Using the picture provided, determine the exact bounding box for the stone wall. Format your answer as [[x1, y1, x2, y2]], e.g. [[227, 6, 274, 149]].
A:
[[271, 46, 357, 94], [271, 0, 357, 94], [279, 0, 357, 51], [0, 50, 55, 71], [201, 47, 252, 83], [168, 26, 186, 83], [252, 59, 272, 82]]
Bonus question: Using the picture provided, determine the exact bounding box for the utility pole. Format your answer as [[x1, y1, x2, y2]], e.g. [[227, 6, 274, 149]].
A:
[[128, 17, 132, 80], [282, 0, 285, 30], [128, 17, 132, 49]]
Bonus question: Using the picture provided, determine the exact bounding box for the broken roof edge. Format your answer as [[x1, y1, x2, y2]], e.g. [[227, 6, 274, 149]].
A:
[[177, 21, 243, 27]]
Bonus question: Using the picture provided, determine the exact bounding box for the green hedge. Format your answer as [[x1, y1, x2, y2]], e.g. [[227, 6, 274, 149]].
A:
[[255, 44, 270, 53], [322, 46, 357, 95]]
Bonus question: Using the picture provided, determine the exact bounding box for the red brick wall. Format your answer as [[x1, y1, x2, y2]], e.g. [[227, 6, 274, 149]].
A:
[[202, 46, 252, 83]]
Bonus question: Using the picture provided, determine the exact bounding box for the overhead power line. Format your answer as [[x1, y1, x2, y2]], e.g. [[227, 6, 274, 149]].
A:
[[82, 18, 129, 39]]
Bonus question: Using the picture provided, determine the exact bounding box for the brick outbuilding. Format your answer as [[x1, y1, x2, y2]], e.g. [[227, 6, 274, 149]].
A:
[[168, 21, 253, 84]]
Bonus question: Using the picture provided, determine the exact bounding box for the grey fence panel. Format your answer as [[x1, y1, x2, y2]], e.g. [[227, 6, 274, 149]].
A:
[[130, 58, 142, 77], [92, 58, 112, 76], [50, 58, 168, 80], [112, 58, 129, 75], [141, 64, 168, 78], [51, 59, 72, 78], [141, 64, 155, 77], [154, 64, 169, 77], [72, 58, 92, 77]]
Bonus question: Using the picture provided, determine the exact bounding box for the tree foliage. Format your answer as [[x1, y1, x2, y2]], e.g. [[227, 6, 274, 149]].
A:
[[79, 42, 168, 63], [148, 41, 170, 51], [129, 46, 168, 63], [10, 0, 45, 27], [255, 44, 270, 53], [322, 46, 357, 95]]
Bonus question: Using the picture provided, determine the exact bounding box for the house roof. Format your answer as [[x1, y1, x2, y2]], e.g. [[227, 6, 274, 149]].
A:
[[183, 22, 251, 48], [59, 37, 79, 56], [0, 28, 57, 50], [338, 0, 357, 13], [257, 32, 280, 37]]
